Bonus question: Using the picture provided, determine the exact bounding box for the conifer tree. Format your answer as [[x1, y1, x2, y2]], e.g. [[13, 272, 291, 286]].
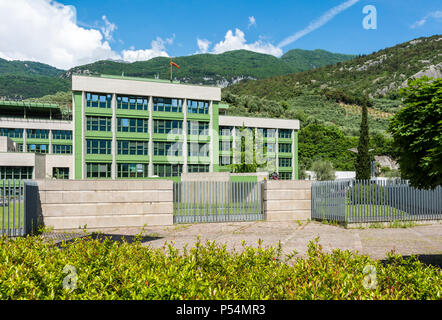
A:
[[355, 103, 371, 180]]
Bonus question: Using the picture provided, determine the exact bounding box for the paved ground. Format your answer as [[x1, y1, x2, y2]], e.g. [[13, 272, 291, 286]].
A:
[[49, 220, 442, 264]]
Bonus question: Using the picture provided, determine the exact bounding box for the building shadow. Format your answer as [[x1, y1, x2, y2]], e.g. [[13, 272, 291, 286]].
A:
[[381, 254, 442, 268]]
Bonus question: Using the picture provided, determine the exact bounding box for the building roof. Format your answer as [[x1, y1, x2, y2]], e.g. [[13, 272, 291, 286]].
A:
[[0, 100, 60, 110]]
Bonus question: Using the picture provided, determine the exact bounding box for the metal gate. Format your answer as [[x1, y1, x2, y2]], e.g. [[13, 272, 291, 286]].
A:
[[173, 181, 264, 223]]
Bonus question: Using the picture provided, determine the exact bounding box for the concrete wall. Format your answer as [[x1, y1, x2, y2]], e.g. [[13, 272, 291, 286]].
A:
[[0, 137, 17, 152], [264, 180, 312, 221], [35, 179, 174, 230], [45, 155, 75, 179]]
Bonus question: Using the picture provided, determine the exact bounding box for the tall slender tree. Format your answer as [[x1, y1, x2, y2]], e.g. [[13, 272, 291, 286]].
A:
[[355, 103, 371, 180]]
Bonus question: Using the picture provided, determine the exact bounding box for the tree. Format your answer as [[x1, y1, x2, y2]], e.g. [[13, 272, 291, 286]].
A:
[[355, 102, 371, 180], [388, 77, 442, 189], [311, 159, 335, 181]]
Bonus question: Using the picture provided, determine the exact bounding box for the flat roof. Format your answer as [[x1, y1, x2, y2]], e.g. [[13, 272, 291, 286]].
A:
[[0, 100, 60, 110], [219, 115, 300, 130]]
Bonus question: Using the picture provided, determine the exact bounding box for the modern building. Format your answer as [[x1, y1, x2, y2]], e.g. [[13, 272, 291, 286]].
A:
[[0, 74, 300, 180]]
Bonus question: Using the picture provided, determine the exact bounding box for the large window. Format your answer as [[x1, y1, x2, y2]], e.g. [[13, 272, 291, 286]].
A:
[[27, 144, 49, 153], [258, 128, 276, 138], [86, 93, 112, 109], [153, 120, 183, 134], [52, 144, 72, 154], [219, 155, 232, 166], [116, 95, 149, 111], [86, 116, 112, 132], [117, 118, 148, 133], [0, 128, 23, 138], [52, 167, 69, 179], [279, 158, 292, 167], [52, 130, 72, 140], [219, 126, 233, 136], [279, 143, 292, 153], [187, 99, 209, 114], [86, 139, 112, 155], [188, 164, 210, 173], [27, 129, 49, 139], [279, 129, 292, 139], [154, 164, 183, 177], [117, 140, 148, 155], [279, 172, 292, 180], [219, 140, 232, 152], [187, 121, 209, 136], [154, 142, 183, 156], [264, 143, 276, 153], [0, 166, 33, 180], [117, 163, 148, 178], [86, 163, 112, 178], [188, 142, 209, 157], [153, 97, 183, 113]]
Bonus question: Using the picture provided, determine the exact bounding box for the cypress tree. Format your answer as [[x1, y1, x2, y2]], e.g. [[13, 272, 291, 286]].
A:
[[355, 103, 371, 180]]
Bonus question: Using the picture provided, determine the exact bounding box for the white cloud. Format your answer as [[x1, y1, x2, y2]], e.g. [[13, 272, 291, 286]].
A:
[[411, 11, 442, 29], [0, 0, 120, 69], [248, 16, 257, 28], [101, 15, 117, 42], [121, 37, 170, 62], [278, 0, 360, 48], [212, 28, 282, 57], [196, 38, 211, 53]]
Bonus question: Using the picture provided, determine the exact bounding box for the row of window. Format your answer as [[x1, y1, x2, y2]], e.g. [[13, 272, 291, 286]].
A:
[[0, 166, 33, 180], [24, 144, 72, 154], [219, 127, 292, 139], [86, 92, 209, 114], [219, 156, 292, 167], [85, 163, 186, 178], [219, 141, 291, 154], [0, 129, 73, 140]]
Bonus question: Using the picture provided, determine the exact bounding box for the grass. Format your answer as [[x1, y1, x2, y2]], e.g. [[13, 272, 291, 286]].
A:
[[0, 203, 24, 229]]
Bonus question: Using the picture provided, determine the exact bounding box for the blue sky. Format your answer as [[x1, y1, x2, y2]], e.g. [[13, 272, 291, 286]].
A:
[[0, 0, 440, 69]]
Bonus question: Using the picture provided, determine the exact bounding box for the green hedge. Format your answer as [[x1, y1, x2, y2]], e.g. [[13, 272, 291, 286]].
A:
[[0, 235, 440, 299], [347, 183, 389, 205]]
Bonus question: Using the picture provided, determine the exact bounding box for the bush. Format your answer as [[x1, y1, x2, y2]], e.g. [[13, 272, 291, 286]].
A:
[[347, 183, 388, 205], [0, 236, 440, 300], [311, 159, 335, 181]]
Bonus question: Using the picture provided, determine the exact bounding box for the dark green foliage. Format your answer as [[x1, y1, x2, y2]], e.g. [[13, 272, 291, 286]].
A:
[[0, 58, 64, 77], [0, 74, 71, 99], [347, 183, 388, 205], [355, 104, 371, 180], [0, 236, 440, 299], [388, 77, 442, 189], [310, 160, 335, 181]]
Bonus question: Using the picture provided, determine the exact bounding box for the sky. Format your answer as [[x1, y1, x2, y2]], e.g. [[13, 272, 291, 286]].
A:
[[0, 0, 441, 70]]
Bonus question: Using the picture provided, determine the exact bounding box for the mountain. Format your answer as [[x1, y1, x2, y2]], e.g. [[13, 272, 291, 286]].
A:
[[224, 35, 442, 100], [62, 49, 355, 87]]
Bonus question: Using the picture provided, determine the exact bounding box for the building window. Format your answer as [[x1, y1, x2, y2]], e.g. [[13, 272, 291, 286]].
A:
[[52, 130, 72, 140], [188, 142, 209, 157], [117, 118, 148, 133], [188, 164, 210, 173], [187, 99, 209, 114], [117, 163, 148, 178], [86, 92, 112, 108], [27, 144, 49, 153], [154, 142, 183, 156], [0, 128, 23, 138], [279, 172, 292, 180], [52, 144, 72, 154], [279, 129, 292, 139], [279, 143, 292, 153], [219, 140, 232, 152], [0, 166, 33, 180], [26, 129, 49, 139], [86, 116, 112, 132], [279, 158, 292, 167], [219, 126, 233, 136], [153, 97, 183, 113], [117, 140, 148, 155], [117, 95, 149, 111], [219, 155, 232, 166], [187, 121, 209, 136], [86, 139, 112, 154], [264, 143, 276, 153], [153, 120, 183, 134], [52, 167, 69, 179], [258, 128, 276, 138], [154, 164, 183, 177], [86, 163, 112, 178]]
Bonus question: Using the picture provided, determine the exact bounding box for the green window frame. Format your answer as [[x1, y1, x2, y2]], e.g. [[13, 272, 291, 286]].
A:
[[188, 142, 209, 157], [219, 126, 233, 136], [116, 95, 149, 111], [86, 116, 112, 132], [52, 130, 72, 140], [258, 128, 276, 138], [27, 129, 49, 139], [0, 166, 33, 180], [278, 143, 292, 153], [86, 92, 112, 108], [153, 164, 183, 177], [86, 163, 112, 178], [52, 167, 69, 179], [117, 118, 148, 133], [278, 129, 292, 139], [52, 144, 72, 154], [154, 142, 183, 156], [279, 172, 292, 180], [188, 164, 210, 173], [264, 142, 276, 153], [219, 155, 232, 166], [219, 140, 232, 152], [0, 128, 23, 138], [153, 120, 183, 134], [187, 99, 209, 114], [153, 97, 183, 113], [187, 121, 209, 136], [27, 144, 49, 153], [117, 140, 148, 155], [279, 158, 292, 167], [86, 139, 112, 154]]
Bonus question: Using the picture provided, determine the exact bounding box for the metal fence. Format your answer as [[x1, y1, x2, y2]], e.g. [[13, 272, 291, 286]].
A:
[[1, 180, 39, 236], [173, 181, 263, 223], [312, 179, 442, 223]]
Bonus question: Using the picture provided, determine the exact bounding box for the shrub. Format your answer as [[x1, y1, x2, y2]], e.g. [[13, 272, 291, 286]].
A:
[[347, 183, 388, 205], [0, 236, 440, 300]]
